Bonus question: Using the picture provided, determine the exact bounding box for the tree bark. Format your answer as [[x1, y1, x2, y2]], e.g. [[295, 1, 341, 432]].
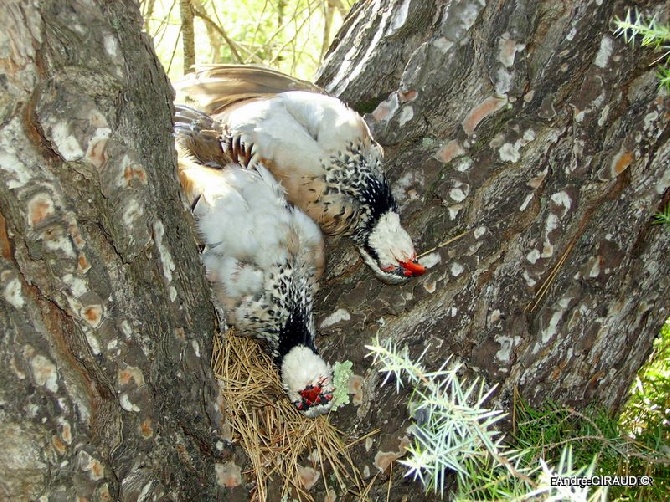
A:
[[314, 0, 669, 454], [0, 1, 231, 499]]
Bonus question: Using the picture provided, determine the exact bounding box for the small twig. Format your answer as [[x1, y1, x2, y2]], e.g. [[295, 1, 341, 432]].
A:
[[166, 29, 182, 76], [190, 2, 245, 63], [358, 471, 380, 500], [526, 237, 576, 313], [386, 461, 393, 502], [417, 230, 469, 258], [543, 435, 611, 452], [345, 428, 381, 449]]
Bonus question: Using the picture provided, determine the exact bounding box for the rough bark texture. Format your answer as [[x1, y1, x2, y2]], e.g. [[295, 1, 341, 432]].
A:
[[0, 1, 231, 499], [312, 0, 669, 496]]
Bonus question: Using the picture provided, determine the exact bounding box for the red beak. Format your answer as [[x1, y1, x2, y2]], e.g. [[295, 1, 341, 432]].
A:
[[400, 260, 427, 277], [300, 385, 322, 405]]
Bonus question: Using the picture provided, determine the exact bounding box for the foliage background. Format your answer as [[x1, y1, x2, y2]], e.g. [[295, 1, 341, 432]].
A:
[[141, 0, 355, 80]]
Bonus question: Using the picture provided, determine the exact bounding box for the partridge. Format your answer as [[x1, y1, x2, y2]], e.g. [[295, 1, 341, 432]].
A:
[[176, 105, 333, 417], [174, 65, 426, 284]]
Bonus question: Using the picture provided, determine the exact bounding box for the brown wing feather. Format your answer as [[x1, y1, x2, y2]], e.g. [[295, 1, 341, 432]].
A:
[[174, 104, 233, 207], [174, 64, 325, 116], [174, 104, 233, 168], [268, 166, 356, 235]]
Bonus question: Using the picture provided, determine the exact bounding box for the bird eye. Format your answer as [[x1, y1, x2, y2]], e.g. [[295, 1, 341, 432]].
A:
[[382, 264, 404, 276]]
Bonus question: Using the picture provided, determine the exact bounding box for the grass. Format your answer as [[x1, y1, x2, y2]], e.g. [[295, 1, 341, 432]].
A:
[[512, 402, 668, 501], [616, 320, 670, 500], [652, 205, 670, 226], [483, 321, 670, 501]]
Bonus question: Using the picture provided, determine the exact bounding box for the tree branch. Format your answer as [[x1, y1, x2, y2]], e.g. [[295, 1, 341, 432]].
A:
[[191, 2, 244, 64], [179, 0, 195, 72]]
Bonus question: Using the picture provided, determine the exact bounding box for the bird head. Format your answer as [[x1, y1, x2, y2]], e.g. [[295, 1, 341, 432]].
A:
[[358, 211, 427, 284], [281, 345, 334, 417]]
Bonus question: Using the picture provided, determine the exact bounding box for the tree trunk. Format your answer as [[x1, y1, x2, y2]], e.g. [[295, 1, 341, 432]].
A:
[[0, 1, 231, 499], [313, 0, 669, 484]]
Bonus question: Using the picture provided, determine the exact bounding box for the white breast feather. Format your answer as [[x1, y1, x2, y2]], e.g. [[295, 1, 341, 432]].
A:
[[193, 164, 322, 335], [196, 166, 290, 264], [227, 92, 370, 172], [291, 209, 323, 273], [280, 92, 370, 148]]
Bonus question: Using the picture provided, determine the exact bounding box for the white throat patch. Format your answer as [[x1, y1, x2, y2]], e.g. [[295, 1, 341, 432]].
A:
[[281, 345, 333, 417], [367, 211, 415, 266]]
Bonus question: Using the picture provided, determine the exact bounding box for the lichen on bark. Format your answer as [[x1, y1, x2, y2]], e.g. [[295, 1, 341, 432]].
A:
[[0, 1, 230, 499]]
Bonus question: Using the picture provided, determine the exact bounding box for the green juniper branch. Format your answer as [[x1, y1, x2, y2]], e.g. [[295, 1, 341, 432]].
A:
[[613, 8, 670, 91], [365, 336, 607, 500]]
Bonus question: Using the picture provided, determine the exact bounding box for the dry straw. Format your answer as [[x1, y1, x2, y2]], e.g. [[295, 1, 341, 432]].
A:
[[211, 329, 363, 501]]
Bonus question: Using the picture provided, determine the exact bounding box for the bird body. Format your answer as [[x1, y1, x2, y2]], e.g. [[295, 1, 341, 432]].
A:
[[175, 65, 426, 284], [176, 108, 333, 416], [218, 91, 385, 237]]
